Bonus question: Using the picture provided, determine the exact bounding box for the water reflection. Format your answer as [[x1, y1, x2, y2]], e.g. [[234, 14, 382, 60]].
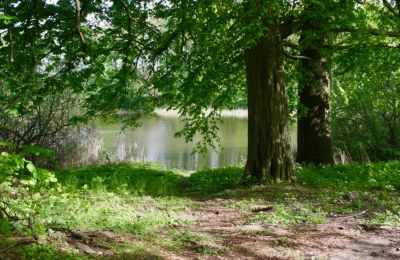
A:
[[96, 116, 296, 171], [98, 117, 247, 170]]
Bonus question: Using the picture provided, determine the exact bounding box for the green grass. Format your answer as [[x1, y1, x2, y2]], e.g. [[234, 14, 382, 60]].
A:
[[1, 161, 399, 259], [188, 167, 243, 194], [61, 193, 191, 238], [56, 163, 244, 196], [56, 162, 188, 196], [297, 162, 400, 191]]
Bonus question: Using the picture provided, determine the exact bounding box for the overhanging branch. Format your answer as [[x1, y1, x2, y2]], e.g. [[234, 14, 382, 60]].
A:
[[283, 49, 318, 62], [74, 0, 88, 53], [153, 27, 182, 56]]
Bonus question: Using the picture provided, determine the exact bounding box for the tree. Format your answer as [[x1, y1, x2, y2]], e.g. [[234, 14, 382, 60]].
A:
[[331, 43, 400, 161], [294, 1, 337, 165], [290, 0, 399, 165], [244, 15, 294, 182], [297, 35, 334, 164], [149, 1, 297, 182], [150, 0, 397, 179], [1, 0, 398, 180]]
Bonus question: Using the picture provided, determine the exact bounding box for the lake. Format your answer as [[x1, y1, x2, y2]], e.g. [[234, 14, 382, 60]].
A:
[[96, 116, 296, 171]]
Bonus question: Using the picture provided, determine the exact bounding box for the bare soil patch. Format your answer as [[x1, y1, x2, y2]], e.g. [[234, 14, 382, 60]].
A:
[[175, 198, 400, 260]]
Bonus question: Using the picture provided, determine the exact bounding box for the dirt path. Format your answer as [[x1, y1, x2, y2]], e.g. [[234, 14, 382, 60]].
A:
[[176, 198, 400, 260], [5, 195, 398, 259]]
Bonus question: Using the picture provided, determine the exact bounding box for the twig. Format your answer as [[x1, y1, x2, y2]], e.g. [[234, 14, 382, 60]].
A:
[[251, 206, 274, 213], [0, 238, 37, 254], [335, 209, 370, 219], [283, 49, 319, 62]]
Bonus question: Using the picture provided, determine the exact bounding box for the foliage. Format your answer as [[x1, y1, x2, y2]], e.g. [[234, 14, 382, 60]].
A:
[[0, 151, 60, 237], [57, 163, 246, 195], [297, 162, 400, 192], [1, 0, 398, 163], [332, 47, 400, 161], [0, 0, 153, 167], [0, 0, 399, 254], [56, 161, 400, 196]]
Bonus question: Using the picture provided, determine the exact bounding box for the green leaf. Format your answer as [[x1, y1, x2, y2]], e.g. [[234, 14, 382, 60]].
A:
[[26, 162, 36, 174], [23, 145, 55, 158], [0, 14, 17, 25]]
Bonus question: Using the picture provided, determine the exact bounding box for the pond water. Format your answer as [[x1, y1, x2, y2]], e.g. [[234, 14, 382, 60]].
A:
[[96, 116, 296, 171]]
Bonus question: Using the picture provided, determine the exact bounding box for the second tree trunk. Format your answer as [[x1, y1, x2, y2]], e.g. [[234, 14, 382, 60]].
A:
[[297, 39, 333, 165]]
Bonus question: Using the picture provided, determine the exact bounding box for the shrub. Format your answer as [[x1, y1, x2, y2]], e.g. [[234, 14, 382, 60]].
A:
[[0, 151, 61, 236]]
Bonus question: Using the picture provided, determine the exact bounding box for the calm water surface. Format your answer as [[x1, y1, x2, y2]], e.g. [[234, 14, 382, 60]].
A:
[[96, 116, 295, 171]]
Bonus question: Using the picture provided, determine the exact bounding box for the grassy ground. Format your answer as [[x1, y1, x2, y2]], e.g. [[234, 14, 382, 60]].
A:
[[1, 161, 399, 259]]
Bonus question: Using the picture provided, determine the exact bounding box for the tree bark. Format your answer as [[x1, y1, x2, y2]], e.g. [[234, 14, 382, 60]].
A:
[[297, 37, 334, 164], [244, 17, 295, 183]]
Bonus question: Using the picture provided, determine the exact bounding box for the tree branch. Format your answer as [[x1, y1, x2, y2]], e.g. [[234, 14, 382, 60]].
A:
[[153, 28, 182, 56], [74, 0, 88, 53], [283, 49, 319, 62]]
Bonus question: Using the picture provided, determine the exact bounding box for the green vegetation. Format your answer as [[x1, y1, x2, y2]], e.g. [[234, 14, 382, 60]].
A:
[[1, 0, 399, 258], [188, 167, 244, 194], [297, 162, 400, 192], [1, 159, 399, 259], [250, 203, 327, 225], [57, 162, 188, 196], [2, 0, 397, 181]]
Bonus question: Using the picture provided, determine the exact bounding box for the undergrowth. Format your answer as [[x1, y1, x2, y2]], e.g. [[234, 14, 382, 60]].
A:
[[0, 160, 399, 259]]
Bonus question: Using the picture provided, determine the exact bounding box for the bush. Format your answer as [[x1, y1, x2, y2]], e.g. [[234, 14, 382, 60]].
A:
[[331, 49, 399, 162], [0, 151, 61, 236], [0, 86, 97, 168]]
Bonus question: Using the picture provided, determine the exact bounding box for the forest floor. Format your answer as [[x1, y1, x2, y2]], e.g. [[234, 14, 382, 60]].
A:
[[175, 192, 400, 259], [1, 162, 400, 259]]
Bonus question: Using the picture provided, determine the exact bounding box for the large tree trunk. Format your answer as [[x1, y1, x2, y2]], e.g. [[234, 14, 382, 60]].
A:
[[244, 17, 295, 183], [297, 38, 334, 164]]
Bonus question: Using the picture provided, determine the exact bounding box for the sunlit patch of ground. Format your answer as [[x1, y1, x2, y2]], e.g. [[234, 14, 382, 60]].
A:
[[181, 190, 400, 259]]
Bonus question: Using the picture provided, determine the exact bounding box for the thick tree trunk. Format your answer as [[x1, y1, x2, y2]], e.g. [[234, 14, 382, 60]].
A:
[[244, 17, 295, 183], [297, 39, 334, 164]]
